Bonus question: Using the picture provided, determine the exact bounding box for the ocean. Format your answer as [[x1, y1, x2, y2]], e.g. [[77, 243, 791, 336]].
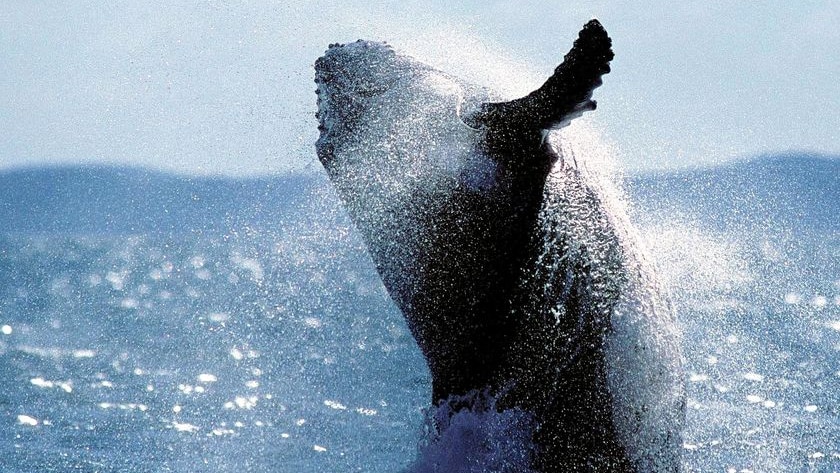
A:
[[0, 155, 837, 472]]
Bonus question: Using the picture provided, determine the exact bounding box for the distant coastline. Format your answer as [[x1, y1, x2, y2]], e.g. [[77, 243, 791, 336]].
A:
[[1, 153, 836, 236], [0, 165, 321, 236]]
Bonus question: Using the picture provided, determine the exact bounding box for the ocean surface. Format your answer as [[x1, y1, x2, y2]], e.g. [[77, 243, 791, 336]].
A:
[[0, 155, 837, 472]]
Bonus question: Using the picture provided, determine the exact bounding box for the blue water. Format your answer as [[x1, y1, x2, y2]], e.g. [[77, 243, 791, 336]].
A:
[[0, 156, 837, 472]]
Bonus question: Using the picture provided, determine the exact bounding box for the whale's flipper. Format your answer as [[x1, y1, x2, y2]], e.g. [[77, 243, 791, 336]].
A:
[[464, 19, 613, 132]]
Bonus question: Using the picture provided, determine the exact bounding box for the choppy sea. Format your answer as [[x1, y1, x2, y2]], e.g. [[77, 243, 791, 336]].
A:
[[0, 155, 837, 472]]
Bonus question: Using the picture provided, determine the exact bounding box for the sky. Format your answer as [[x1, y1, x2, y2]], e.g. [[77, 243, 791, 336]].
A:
[[1, 1, 837, 176]]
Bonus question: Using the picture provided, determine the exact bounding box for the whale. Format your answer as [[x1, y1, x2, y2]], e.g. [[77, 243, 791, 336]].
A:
[[314, 20, 685, 472]]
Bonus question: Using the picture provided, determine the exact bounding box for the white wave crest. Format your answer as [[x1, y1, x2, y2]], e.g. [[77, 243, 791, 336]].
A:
[[406, 391, 538, 473]]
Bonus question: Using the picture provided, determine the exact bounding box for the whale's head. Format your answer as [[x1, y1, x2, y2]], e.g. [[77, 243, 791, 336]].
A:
[[315, 40, 498, 288], [315, 40, 486, 204]]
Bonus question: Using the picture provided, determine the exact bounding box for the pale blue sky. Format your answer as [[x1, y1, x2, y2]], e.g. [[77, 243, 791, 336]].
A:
[[1, 1, 837, 175]]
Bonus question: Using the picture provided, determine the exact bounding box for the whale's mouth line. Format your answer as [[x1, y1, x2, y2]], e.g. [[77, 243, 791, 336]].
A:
[[314, 79, 330, 135], [314, 42, 357, 139], [314, 54, 334, 138], [313, 77, 339, 171], [314, 47, 346, 167], [314, 41, 389, 161]]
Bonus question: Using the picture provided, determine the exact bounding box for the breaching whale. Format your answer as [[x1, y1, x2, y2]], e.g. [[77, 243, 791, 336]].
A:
[[314, 20, 685, 472]]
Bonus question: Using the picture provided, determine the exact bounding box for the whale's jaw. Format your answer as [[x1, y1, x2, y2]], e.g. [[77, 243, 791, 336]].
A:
[[315, 40, 426, 171]]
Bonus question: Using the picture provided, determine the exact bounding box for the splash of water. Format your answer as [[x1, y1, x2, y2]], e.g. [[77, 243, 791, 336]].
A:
[[406, 391, 538, 473]]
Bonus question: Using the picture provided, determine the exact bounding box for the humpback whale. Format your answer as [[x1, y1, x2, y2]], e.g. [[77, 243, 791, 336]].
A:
[[314, 20, 685, 472]]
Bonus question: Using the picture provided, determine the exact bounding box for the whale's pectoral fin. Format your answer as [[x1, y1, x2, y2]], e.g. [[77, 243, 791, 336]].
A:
[[464, 19, 613, 132]]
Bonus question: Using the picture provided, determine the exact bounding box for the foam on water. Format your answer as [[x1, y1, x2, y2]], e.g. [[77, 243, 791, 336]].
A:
[[407, 391, 538, 473]]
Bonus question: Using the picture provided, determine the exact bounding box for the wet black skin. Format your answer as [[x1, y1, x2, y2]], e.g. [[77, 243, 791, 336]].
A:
[[317, 20, 649, 472], [407, 129, 635, 472]]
